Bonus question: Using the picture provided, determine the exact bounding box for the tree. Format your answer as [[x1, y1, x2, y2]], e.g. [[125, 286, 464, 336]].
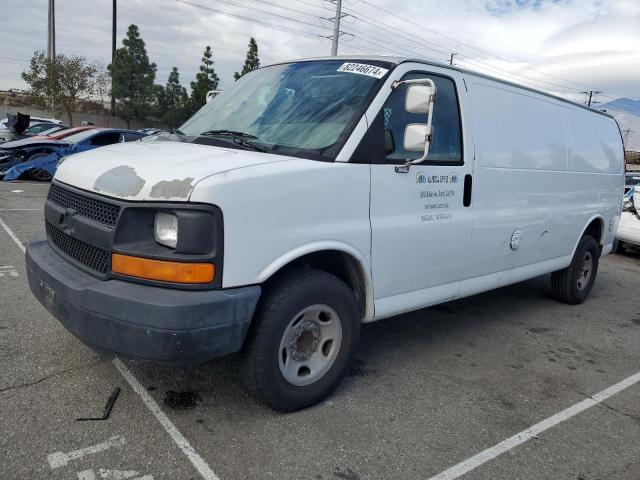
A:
[[152, 83, 167, 120], [21, 50, 96, 126], [93, 63, 111, 114], [190, 46, 219, 113], [234, 37, 260, 81], [109, 24, 157, 128], [162, 67, 190, 128]]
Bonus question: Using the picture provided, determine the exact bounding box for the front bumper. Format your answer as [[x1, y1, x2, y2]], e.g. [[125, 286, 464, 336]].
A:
[[26, 230, 261, 365]]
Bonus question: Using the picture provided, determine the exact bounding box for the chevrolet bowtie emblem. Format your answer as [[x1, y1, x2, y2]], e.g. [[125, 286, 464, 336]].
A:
[[59, 208, 77, 235]]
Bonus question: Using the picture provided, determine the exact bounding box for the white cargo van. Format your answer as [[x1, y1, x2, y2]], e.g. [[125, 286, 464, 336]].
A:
[[26, 57, 624, 411]]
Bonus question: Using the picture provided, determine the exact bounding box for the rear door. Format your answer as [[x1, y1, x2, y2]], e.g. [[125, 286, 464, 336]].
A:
[[367, 64, 474, 318]]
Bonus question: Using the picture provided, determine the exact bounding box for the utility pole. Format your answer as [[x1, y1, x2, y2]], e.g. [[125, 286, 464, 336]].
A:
[[449, 52, 457, 65], [111, 0, 117, 116], [330, 0, 342, 56], [47, 0, 56, 61], [622, 128, 634, 150], [582, 90, 602, 107]]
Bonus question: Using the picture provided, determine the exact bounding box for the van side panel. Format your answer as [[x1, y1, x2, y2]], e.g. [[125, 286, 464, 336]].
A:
[[470, 82, 570, 171], [464, 78, 623, 282], [568, 108, 622, 174]]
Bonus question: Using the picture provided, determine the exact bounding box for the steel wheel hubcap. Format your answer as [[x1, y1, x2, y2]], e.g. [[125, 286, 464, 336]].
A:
[[278, 304, 343, 386], [577, 251, 593, 291]]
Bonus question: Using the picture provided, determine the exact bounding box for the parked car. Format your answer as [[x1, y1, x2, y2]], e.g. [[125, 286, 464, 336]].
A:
[[1, 128, 146, 181], [0, 115, 65, 143], [0, 115, 63, 131], [625, 172, 640, 194], [30, 125, 96, 141], [0, 126, 96, 150], [23, 123, 68, 137], [25, 57, 624, 411], [616, 186, 640, 252]]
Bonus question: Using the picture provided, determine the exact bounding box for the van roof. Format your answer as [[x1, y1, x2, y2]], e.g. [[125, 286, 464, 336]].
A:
[[285, 55, 614, 119]]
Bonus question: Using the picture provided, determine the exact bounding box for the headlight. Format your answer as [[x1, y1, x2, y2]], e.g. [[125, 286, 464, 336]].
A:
[[154, 212, 178, 248]]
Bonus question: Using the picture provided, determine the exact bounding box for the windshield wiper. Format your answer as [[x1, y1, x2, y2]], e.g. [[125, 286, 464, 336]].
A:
[[199, 129, 267, 153], [200, 129, 258, 139]]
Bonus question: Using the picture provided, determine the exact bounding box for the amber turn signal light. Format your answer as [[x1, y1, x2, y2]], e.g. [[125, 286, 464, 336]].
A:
[[111, 253, 215, 284]]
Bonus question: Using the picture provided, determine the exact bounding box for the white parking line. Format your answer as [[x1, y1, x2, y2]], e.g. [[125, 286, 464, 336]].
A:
[[114, 359, 220, 480], [0, 216, 25, 253], [0, 215, 220, 480], [427, 371, 640, 480]]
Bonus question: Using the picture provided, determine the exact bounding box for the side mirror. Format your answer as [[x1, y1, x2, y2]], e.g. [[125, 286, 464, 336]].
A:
[[404, 124, 431, 152], [397, 78, 437, 168], [405, 84, 435, 114]]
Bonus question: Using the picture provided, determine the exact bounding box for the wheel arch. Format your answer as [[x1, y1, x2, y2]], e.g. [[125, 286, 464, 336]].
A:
[[257, 242, 374, 322], [573, 215, 605, 256]]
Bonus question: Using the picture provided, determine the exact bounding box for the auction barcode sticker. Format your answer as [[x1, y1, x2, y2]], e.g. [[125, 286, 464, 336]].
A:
[[337, 63, 389, 78]]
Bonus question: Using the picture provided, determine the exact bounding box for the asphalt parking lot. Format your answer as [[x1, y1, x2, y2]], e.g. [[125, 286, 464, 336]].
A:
[[2, 181, 640, 480]]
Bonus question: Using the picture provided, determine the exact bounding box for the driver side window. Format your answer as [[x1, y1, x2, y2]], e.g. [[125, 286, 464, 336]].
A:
[[382, 72, 462, 164]]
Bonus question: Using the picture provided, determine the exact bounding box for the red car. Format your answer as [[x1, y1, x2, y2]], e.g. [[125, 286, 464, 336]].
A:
[[31, 126, 96, 141]]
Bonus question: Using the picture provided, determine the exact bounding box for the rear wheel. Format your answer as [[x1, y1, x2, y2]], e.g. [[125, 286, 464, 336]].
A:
[[240, 268, 360, 412], [551, 235, 600, 304]]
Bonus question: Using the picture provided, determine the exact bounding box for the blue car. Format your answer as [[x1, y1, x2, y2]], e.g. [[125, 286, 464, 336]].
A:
[[1, 128, 146, 181]]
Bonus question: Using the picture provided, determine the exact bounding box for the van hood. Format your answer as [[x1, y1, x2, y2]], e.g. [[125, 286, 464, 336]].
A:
[[54, 141, 293, 201]]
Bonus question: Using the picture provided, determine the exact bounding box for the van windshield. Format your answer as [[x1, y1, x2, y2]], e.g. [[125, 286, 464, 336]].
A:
[[180, 59, 391, 161]]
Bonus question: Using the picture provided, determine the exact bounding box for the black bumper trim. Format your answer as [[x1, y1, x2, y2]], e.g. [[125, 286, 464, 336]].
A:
[[26, 230, 260, 365]]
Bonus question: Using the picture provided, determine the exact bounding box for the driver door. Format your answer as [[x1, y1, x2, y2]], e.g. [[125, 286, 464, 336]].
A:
[[368, 67, 474, 318]]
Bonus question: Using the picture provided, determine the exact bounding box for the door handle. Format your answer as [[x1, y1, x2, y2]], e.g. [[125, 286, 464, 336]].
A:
[[463, 174, 472, 207]]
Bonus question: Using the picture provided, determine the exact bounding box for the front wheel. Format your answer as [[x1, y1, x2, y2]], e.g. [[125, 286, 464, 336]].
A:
[[551, 235, 600, 304], [25, 153, 53, 181], [240, 268, 360, 412]]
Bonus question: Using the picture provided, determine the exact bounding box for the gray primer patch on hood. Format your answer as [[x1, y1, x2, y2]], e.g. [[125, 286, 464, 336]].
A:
[[93, 165, 146, 197], [150, 177, 195, 199]]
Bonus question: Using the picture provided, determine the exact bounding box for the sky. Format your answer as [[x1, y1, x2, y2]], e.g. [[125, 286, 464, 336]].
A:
[[0, 0, 639, 106]]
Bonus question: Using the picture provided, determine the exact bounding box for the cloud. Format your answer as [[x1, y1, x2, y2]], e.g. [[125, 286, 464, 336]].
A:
[[0, 0, 637, 103]]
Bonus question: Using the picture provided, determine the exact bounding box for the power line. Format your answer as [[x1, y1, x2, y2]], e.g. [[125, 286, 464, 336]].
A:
[[341, 1, 586, 93], [452, 58, 585, 101], [173, 0, 326, 40], [289, 0, 332, 11], [248, 0, 327, 18], [351, 0, 600, 92], [173, 0, 629, 101], [174, 0, 416, 58], [341, 3, 449, 56], [208, 0, 330, 32]]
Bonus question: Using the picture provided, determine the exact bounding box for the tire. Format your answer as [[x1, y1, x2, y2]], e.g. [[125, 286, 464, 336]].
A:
[[25, 153, 53, 182], [240, 267, 360, 412], [551, 235, 600, 305]]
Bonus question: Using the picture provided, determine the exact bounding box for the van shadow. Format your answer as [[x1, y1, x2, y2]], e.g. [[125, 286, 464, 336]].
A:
[[128, 274, 561, 414]]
